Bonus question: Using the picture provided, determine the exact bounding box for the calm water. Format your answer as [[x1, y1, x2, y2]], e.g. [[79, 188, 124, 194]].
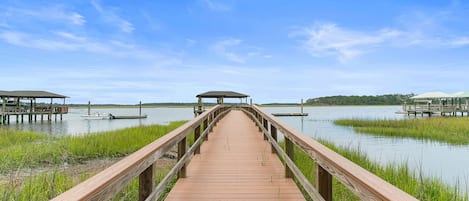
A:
[[3, 107, 194, 135], [4, 106, 469, 192]]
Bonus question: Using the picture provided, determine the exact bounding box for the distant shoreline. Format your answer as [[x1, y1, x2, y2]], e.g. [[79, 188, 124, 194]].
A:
[[68, 103, 402, 109]]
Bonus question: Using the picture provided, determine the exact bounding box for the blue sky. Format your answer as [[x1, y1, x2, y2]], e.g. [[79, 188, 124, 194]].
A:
[[1, 0, 469, 104]]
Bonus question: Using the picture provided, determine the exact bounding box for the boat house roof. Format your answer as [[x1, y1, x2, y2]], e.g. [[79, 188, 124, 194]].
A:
[[0, 90, 68, 98], [411, 91, 469, 99], [452, 91, 469, 98], [196, 91, 249, 98], [410, 91, 452, 99]]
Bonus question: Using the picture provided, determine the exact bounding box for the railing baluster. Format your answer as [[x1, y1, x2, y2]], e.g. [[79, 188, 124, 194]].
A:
[[139, 163, 155, 201], [178, 137, 187, 178], [263, 119, 268, 140], [317, 164, 333, 201], [285, 137, 294, 178], [204, 117, 209, 141], [270, 124, 277, 153], [194, 124, 201, 154]]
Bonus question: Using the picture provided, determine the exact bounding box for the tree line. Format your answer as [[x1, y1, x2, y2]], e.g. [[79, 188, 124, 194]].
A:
[[305, 94, 414, 105]]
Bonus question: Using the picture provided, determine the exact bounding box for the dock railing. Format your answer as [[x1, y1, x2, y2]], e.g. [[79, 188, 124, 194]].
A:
[[241, 105, 417, 201], [52, 105, 230, 201], [52, 104, 417, 201]]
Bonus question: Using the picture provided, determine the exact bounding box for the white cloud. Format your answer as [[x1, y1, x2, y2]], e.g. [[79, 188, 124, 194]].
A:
[[91, 0, 134, 33], [4, 6, 85, 26], [292, 20, 469, 62], [292, 23, 402, 62], [449, 37, 469, 47], [0, 31, 168, 60], [54, 31, 86, 42], [67, 12, 86, 26], [211, 38, 245, 63], [202, 0, 231, 12], [210, 38, 271, 63]]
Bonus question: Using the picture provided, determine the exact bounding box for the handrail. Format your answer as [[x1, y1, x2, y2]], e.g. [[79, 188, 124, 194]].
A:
[[52, 105, 228, 201], [244, 105, 418, 201], [239, 107, 325, 201]]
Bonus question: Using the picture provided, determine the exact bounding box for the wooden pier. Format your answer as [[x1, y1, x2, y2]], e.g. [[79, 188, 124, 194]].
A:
[[271, 99, 309, 117], [165, 110, 303, 200], [52, 104, 417, 201], [0, 90, 68, 124]]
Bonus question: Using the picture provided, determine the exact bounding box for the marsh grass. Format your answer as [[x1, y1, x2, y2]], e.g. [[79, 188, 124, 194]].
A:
[[0, 161, 176, 200], [0, 121, 187, 200], [0, 121, 186, 173], [290, 139, 468, 200], [334, 118, 469, 145], [0, 128, 48, 147]]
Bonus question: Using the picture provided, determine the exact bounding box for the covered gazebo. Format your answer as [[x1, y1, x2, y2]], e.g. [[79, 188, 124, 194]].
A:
[[194, 91, 249, 115], [0, 90, 69, 124]]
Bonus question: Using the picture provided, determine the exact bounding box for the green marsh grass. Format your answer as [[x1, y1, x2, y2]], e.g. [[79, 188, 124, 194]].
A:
[[292, 139, 468, 200], [0, 121, 186, 172], [0, 121, 187, 200], [334, 118, 469, 145], [0, 163, 175, 200]]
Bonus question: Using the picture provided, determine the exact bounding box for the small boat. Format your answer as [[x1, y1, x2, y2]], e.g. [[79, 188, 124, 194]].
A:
[[81, 112, 112, 120]]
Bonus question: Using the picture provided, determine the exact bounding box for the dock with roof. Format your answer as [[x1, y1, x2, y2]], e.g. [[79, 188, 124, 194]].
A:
[[0, 90, 68, 124], [403, 91, 469, 116]]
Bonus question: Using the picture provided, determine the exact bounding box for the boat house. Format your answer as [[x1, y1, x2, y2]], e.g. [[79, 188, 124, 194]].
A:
[[404, 91, 469, 116], [0, 90, 69, 124]]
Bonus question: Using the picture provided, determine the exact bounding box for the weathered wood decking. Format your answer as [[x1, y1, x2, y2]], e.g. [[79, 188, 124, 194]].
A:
[[165, 110, 304, 200]]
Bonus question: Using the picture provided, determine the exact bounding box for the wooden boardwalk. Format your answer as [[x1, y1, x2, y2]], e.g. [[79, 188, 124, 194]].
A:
[[165, 110, 304, 201]]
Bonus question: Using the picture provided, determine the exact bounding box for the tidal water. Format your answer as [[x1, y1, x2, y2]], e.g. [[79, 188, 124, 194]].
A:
[[4, 106, 469, 193]]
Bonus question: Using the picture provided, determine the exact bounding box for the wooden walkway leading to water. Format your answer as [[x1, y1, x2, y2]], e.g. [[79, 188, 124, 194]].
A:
[[52, 105, 417, 201], [165, 110, 304, 200]]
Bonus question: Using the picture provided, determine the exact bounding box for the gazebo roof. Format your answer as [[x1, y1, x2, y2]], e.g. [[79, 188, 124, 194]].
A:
[[196, 91, 249, 98], [0, 90, 68, 98]]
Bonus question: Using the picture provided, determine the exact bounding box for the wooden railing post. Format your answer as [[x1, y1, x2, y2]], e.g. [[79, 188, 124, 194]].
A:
[[178, 137, 187, 178], [270, 124, 277, 153], [285, 137, 294, 178], [194, 125, 201, 154], [209, 113, 214, 132], [317, 164, 332, 201], [139, 164, 155, 201], [204, 117, 209, 141], [263, 119, 268, 140]]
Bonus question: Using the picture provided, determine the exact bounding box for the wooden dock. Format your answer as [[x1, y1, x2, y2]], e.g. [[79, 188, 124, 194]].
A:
[[110, 114, 148, 119], [52, 104, 417, 201], [165, 110, 303, 200], [272, 112, 308, 117]]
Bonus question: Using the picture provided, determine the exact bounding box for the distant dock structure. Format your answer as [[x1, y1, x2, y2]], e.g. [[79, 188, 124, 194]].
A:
[[272, 99, 309, 117], [81, 101, 148, 120], [0, 90, 68, 124], [194, 91, 249, 116], [402, 91, 469, 117]]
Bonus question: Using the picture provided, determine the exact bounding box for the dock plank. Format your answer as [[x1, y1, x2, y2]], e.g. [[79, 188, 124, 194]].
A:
[[165, 110, 304, 201]]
